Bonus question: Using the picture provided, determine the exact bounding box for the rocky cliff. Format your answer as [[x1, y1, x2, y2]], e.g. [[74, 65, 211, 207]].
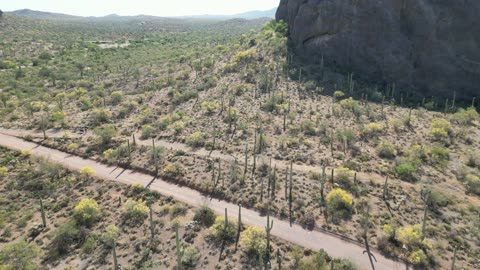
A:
[[276, 0, 480, 100]]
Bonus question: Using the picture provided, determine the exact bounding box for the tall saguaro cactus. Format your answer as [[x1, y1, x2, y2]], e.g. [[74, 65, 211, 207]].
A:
[[265, 207, 274, 270], [176, 224, 184, 270], [235, 204, 242, 252], [289, 161, 293, 227], [149, 205, 155, 241], [112, 241, 118, 270], [40, 198, 47, 227]]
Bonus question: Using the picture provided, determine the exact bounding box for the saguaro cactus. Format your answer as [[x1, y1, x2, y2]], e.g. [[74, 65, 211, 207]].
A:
[[265, 208, 274, 270], [176, 224, 184, 270], [40, 198, 47, 228], [277, 249, 282, 270], [289, 161, 293, 227], [243, 143, 248, 179], [451, 245, 457, 270], [113, 241, 118, 270], [235, 204, 242, 252], [149, 205, 155, 241]]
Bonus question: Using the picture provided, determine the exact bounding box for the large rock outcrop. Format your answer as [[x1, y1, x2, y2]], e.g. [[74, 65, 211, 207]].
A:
[[276, 0, 480, 99]]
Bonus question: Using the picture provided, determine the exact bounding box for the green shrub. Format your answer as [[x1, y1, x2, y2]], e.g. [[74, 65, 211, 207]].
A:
[[193, 204, 216, 227], [394, 161, 417, 181], [428, 146, 449, 166], [0, 240, 39, 270], [326, 188, 354, 220], [73, 198, 101, 227], [94, 124, 117, 145], [376, 141, 396, 159], [50, 220, 84, 256], [170, 203, 188, 218], [335, 167, 354, 189]]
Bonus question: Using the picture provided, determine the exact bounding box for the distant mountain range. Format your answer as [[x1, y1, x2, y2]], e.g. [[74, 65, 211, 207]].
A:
[[6, 8, 277, 21]]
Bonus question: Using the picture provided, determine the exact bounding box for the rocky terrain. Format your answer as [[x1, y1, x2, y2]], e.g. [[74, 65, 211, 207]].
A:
[[276, 0, 480, 100]]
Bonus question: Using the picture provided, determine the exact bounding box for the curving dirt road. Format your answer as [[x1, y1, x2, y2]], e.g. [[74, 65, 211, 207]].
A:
[[0, 130, 407, 270]]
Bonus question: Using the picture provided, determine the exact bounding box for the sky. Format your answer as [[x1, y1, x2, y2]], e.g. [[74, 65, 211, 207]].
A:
[[2, 0, 280, 17]]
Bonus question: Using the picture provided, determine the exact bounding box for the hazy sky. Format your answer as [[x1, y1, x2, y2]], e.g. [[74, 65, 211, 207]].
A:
[[2, 0, 280, 17]]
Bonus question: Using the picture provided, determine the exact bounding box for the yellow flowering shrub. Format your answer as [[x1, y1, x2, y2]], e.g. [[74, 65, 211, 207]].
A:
[[80, 167, 96, 178], [326, 188, 353, 220], [73, 198, 101, 226], [429, 119, 452, 141], [0, 166, 8, 177], [240, 226, 266, 255], [409, 249, 428, 265], [210, 216, 236, 243], [233, 48, 257, 65], [398, 224, 423, 249], [123, 199, 149, 226]]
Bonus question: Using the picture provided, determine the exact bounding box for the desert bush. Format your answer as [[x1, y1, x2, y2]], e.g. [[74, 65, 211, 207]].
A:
[[173, 89, 198, 104], [326, 188, 353, 220], [0, 60, 16, 70], [169, 121, 185, 136], [394, 160, 417, 181], [73, 198, 101, 226], [110, 91, 123, 105], [363, 122, 382, 137], [299, 214, 316, 230], [335, 167, 354, 189], [162, 162, 185, 179], [80, 167, 96, 178], [91, 108, 112, 125], [339, 97, 361, 115], [428, 146, 449, 166], [186, 131, 207, 147], [123, 199, 149, 226], [429, 119, 452, 141], [0, 240, 39, 270], [233, 48, 257, 65], [376, 141, 396, 159], [0, 166, 7, 177], [452, 107, 479, 125], [50, 220, 84, 256], [239, 226, 266, 255], [300, 120, 316, 136], [465, 174, 480, 195], [100, 224, 119, 248], [201, 101, 220, 115], [410, 249, 428, 266], [141, 124, 155, 139], [210, 216, 236, 243], [170, 203, 188, 218], [193, 204, 216, 227], [182, 246, 201, 269], [94, 124, 116, 145], [333, 91, 345, 100]]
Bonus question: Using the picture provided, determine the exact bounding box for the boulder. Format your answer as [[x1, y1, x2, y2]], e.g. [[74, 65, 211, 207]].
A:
[[276, 0, 480, 100]]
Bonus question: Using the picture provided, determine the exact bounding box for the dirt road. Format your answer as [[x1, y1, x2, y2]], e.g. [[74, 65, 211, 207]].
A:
[[0, 131, 406, 270]]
